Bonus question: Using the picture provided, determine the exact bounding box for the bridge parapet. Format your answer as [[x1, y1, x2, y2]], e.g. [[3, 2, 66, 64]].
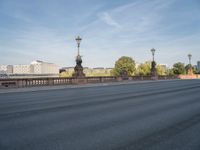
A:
[[0, 75, 178, 88]]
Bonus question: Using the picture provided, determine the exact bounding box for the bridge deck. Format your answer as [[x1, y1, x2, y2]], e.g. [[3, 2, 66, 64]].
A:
[[0, 80, 200, 150]]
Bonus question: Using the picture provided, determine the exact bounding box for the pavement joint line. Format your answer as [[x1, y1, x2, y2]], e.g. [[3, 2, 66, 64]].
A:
[[0, 79, 180, 94]]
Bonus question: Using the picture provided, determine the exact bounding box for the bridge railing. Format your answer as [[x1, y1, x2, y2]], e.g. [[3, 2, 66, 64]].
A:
[[0, 75, 179, 88]]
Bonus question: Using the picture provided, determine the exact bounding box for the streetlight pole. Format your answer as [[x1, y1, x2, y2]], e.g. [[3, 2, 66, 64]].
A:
[[188, 54, 192, 66], [187, 54, 193, 75], [73, 36, 85, 78], [75, 36, 82, 56], [150, 48, 157, 78], [151, 48, 156, 62]]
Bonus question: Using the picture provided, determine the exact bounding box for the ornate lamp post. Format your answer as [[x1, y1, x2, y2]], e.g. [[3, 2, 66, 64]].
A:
[[151, 48, 155, 62], [150, 48, 157, 77], [188, 54, 192, 66], [76, 36, 81, 56], [187, 53, 193, 75], [73, 36, 85, 78]]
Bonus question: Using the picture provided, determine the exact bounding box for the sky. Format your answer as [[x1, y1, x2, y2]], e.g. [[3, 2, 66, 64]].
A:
[[0, 0, 200, 68]]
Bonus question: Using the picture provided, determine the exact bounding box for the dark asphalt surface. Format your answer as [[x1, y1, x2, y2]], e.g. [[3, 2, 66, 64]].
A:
[[0, 80, 200, 150]]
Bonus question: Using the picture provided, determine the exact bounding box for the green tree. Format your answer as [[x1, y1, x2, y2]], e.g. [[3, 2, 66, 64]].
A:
[[136, 61, 167, 76], [113, 56, 136, 76], [166, 68, 174, 76], [157, 64, 167, 75], [172, 62, 186, 75], [137, 61, 151, 75], [59, 70, 73, 77]]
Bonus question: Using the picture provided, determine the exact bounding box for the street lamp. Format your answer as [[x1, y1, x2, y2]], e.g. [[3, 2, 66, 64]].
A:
[[150, 48, 157, 78], [75, 36, 82, 56], [151, 48, 156, 61], [188, 54, 192, 65], [187, 53, 193, 75], [73, 36, 85, 78]]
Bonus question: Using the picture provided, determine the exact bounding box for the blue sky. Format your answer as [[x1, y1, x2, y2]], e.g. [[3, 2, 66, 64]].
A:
[[0, 0, 200, 68]]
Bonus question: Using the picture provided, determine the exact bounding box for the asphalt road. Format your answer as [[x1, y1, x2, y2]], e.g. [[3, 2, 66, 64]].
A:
[[0, 80, 200, 150]]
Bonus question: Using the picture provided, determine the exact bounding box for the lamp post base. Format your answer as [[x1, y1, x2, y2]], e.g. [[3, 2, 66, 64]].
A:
[[151, 61, 157, 79], [73, 55, 85, 78], [187, 68, 193, 75], [73, 66, 85, 78]]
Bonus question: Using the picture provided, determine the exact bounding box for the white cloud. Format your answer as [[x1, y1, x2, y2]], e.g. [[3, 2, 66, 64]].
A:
[[99, 12, 121, 29]]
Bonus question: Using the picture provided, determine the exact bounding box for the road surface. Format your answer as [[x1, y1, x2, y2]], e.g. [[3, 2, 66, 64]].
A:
[[0, 80, 200, 150]]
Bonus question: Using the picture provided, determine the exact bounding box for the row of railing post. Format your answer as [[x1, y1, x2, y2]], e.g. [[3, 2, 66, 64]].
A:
[[0, 75, 178, 88]]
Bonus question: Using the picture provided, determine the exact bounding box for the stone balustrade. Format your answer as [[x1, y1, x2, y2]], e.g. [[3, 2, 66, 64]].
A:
[[0, 75, 178, 88]]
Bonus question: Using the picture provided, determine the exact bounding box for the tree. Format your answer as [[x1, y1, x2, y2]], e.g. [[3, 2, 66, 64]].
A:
[[172, 62, 186, 75], [113, 56, 136, 76], [136, 61, 166, 76], [136, 61, 151, 76], [157, 64, 167, 75], [166, 68, 174, 76]]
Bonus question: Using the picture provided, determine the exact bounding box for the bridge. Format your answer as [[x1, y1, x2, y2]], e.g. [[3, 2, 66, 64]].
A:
[[0, 79, 200, 150]]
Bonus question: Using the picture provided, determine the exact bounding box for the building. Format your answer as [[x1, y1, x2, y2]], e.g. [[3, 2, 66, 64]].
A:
[[83, 67, 93, 75], [105, 68, 113, 74], [85, 67, 113, 76], [0, 65, 7, 72], [6, 65, 13, 74], [197, 61, 200, 73], [13, 65, 31, 74], [30, 60, 59, 74], [0, 70, 8, 78], [0, 65, 13, 74], [7, 60, 59, 75]]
